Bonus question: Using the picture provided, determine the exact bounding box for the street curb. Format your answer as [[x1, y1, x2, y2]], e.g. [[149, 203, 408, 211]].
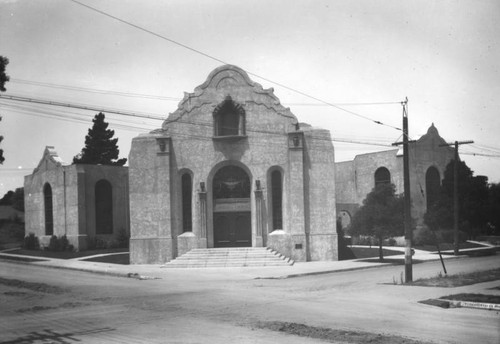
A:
[[269, 255, 467, 279], [1, 252, 467, 280], [0, 254, 152, 280], [442, 299, 500, 311]]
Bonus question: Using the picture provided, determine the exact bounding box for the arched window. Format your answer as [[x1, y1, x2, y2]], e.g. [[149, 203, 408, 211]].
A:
[[213, 165, 250, 199], [426, 166, 441, 209], [43, 183, 53, 235], [338, 210, 352, 230], [213, 96, 246, 138], [95, 180, 113, 235], [181, 173, 193, 232], [271, 170, 283, 230], [374, 167, 391, 186]]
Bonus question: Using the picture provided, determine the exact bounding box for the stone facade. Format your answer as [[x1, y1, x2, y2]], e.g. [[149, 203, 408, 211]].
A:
[[129, 65, 338, 264], [335, 124, 455, 229], [24, 146, 129, 250]]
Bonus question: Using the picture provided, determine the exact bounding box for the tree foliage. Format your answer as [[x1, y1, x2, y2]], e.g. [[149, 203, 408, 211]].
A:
[[486, 183, 500, 235], [0, 55, 9, 164], [424, 159, 490, 238], [0, 56, 9, 92], [0, 188, 24, 211], [73, 112, 127, 166], [0, 190, 14, 205], [349, 183, 404, 260]]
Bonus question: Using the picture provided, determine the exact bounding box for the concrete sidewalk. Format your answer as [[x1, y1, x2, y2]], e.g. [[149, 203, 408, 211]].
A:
[[0, 246, 465, 280]]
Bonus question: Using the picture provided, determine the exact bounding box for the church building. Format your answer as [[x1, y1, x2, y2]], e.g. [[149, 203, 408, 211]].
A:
[[128, 65, 338, 264], [24, 146, 129, 249], [335, 124, 455, 230]]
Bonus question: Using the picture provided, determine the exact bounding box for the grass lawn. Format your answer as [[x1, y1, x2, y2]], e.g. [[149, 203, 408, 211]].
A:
[[410, 268, 500, 287], [414, 242, 484, 252], [340, 246, 401, 261], [420, 292, 500, 309], [440, 293, 500, 304]]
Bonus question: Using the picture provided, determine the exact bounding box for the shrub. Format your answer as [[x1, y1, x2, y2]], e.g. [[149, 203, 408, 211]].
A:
[[23, 233, 39, 250], [48, 235, 60, 251], [414, 227, 437, 246], [352, 235, 376, 246], [87, 236, 108, 250], [436, 229, 467, 244], [387, 238, 396, 246], [116, 229, 129, 249], [5, 222, 25, 240], [47, 235, 73, 252]]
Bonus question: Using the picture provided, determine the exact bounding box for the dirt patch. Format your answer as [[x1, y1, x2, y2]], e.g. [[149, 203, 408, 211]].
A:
[[419, 299, 450, 309], [409, 268, 500, 287], [4, 291, 28, 296], [16, 302, 87, 313], [257, 321, 435, 344], [0, 277, 66, 294]]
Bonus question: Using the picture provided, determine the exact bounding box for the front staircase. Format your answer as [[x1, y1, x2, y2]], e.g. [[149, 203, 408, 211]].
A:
[[162, 247, 294, 268]]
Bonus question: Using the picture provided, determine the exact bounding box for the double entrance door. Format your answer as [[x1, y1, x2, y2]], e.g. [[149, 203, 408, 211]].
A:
[[213, 211, 251, 247], [212, 165, 252, 248]]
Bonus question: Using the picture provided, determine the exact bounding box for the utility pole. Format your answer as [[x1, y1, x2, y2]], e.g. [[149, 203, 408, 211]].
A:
[[401, 98, 412, 282], [440, 140, 473, 255], [392, 97, 412, 282]]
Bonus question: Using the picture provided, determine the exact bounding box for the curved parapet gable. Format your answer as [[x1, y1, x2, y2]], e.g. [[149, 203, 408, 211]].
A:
[[33, 146, 65, 174], [417, 123, 452, 150], [162, 65, 296, 129]]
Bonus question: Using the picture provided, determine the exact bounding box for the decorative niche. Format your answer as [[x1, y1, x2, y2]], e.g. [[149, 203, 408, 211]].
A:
[[213, 96, 246, 141]]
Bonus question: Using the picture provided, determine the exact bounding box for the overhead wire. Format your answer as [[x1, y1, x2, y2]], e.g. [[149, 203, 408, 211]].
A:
[[10, 78, 181, 101], [0, 93, 398, 147], [0, 101, 156, 132], [11, 78, 403, 107], [68, 0, 402, 132], [0, 94, 165, 120]]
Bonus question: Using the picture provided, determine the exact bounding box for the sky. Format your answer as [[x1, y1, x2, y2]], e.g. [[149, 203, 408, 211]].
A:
[[0, 0, 499, 196]]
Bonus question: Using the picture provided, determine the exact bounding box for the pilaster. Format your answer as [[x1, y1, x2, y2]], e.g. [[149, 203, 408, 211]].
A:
[[198, 182, 208, 248], [287, 131, 307, 261], [254, 180, 264, 247]]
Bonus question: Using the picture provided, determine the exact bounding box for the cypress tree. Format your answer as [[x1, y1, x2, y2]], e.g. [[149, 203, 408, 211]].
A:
[[73, 112, 127, 166]]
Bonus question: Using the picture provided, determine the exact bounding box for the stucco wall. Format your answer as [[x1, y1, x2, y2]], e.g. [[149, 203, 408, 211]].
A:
[[129, 65, 338, 263], [334, 124, 455, 227], [24, 147, 129, 250]]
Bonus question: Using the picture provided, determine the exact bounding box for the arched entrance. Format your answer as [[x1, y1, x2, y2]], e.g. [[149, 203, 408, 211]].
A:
[[212, 165, 251, 247]]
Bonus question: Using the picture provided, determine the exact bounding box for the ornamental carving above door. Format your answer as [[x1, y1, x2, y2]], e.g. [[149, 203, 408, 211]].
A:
[[213, 165, 250, 199]]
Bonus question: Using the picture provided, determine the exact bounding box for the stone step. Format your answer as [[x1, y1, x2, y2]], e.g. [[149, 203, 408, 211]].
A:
[[180, 252, 282, 258], [163, 247, 294, 268]]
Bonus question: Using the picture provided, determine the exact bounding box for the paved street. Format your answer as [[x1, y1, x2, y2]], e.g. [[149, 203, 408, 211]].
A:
[[1, 255, 499, 343]]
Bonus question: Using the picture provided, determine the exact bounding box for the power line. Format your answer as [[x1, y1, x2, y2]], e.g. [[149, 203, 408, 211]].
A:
[[284, 101, 401, 106], [12, 78, 402, 107], [1, 96, 398, 150], [332, 138, 393, 147], [461, 152, 500, 158], [7, 92, 491, 157], [0, 94, 165, 120], [11, 78, 181, 101], [0, 93, 397, 144], [68, 0, 402, 132], [0, 101, 157, 132]]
